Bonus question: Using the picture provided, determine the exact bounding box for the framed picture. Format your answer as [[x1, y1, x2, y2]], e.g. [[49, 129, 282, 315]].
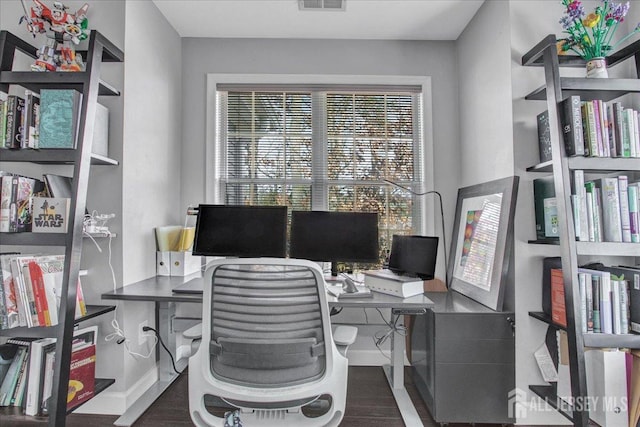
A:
[[447, 176, 519, 311]]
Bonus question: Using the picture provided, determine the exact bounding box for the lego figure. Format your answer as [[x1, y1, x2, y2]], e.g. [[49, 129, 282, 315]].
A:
[[19, 0, 90, 72]]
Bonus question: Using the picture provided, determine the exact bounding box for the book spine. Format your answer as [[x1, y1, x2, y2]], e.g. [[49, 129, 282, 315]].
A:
[[562, 95, 584, 156], [592, 274, 601, 333], [633, 109, 639, 158], [4, 96, 16, 149], [585, 181, 597, 241], [0, 175, 13, 233], [579, 272, 588, 333], [600, 274, 613, 334], [606, 102, 617, 157], [613, 102, 625, 157], [573, 170, 589, 241], [612, 280, 622, 334], [585, 272, 593, 333], [27, 262, 48, 327], [543, 197, 559, 238], [7, 175, 18, 233], [628, 184, 639, 242], [618, 176, 631, 242], [537, 110, 552, 162], [584, 101, 599, 156], [592, 99, 604, 157], [623, 109, 634, 157], [598, 177, 623, 242], [0, 346, 26, 406], [0, 96, 6, 148], [619, 279, 629, 334], [551, 268, 567, 327], [10, 347, 29, 406]]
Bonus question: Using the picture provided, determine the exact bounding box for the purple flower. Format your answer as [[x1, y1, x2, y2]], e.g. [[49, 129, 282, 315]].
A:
[[566, 1, 585, 20], [560, 16, 574, 29], [607, 1, 630, 22]]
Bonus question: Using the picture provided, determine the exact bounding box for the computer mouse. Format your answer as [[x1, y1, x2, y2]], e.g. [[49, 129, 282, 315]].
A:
[[343, 276, 359, 293]]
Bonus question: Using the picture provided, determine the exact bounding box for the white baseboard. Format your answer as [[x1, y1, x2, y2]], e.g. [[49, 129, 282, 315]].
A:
[[72, 368, 158, 415]]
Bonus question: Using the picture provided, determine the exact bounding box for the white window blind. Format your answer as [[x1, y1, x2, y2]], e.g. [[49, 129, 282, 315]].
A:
[[217, 85, 424, 264]]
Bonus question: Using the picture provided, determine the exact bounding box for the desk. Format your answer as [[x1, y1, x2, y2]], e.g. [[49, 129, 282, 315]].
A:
[[102, 274, 434, 427]]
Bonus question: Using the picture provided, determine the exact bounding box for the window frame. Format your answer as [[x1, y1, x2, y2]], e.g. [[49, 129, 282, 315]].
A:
[[206, 74, 436, 235]]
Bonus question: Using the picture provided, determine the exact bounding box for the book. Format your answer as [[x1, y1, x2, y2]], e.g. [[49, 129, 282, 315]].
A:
[[3, 95, 25, 149], [363, 269, 424, 298], [537, 110, 552, 162], [26, 261, 50, 326], [0, 252, 20, 330], [594, 265, 640, 334], [0, 344, 18, 386], [0, 174, 13, 232], [617, 176, 632, 242], [597, 177, 623, 242], [629, 183, 639, 242], [573, 170, 589, 241], [67, 344, 96, 411], [66, 326, 97, 411], [40, 348, 55, 414], [612, 102, 625, 157], [561, 95, 584, 156], [583, 100, 599, 156], [0, 345, 27, 406], [543, 197, 559, 238], [8, 175, 44, 233], [24, 337, 56, 416], [9, 342, 31, 406], [10, 255, 40, 327], [29, 254, 87, 323], [31, 197, 70, 233], [0, 254, 20, 329], [533, 176, 556, 240], [606, 103, 618, 157], [551, 268, 567, 327], [38, 89, 83, 149], [22, 90, 40, 149]]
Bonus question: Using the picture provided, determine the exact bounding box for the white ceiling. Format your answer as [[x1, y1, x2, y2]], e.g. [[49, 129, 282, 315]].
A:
[[152, 0, 485, 41]]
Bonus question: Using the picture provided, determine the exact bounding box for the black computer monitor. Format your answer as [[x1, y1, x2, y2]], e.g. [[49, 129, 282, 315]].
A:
[[387, 234, 439, 280], [290, 211, 379, 277], [192, 205, 287, 257]]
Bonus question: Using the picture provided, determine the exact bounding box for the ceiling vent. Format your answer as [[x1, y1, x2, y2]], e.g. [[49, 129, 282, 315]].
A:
[[298, 0, 346, 11]]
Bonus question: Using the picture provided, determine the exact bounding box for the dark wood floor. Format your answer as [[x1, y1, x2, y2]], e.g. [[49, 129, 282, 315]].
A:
[[3, 366, 513, 426]]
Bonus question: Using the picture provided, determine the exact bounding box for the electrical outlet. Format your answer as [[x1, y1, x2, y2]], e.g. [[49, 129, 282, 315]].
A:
[[139, 320, 149, 345]]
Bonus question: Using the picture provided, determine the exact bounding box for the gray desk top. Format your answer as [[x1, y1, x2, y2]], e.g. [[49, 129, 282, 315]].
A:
[[102, 275, 434, 309]]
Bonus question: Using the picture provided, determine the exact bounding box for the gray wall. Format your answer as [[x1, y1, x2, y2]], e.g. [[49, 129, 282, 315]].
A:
[[180, 37, 461, 235]]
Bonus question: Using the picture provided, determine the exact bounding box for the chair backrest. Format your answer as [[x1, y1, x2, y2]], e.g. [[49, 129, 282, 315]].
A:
[[203, 258, 332, 388]]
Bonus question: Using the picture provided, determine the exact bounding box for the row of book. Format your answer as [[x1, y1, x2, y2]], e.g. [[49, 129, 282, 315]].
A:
[[571, 172, 639, 243], [550, 264, 640, 335], [0, 89, 82, 150], [537, 96, 640, 161], [0, 172, 73, 233], [0, 326, 97, 415], [0, 253, 87, 330], [533, 173, 640, 243]]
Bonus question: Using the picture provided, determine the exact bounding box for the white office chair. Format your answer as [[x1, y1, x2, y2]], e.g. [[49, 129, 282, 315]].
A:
[[185, 258, 357, 427]]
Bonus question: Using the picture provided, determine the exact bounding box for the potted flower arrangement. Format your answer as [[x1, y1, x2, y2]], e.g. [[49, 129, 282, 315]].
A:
[[558, 0, 640, 77]]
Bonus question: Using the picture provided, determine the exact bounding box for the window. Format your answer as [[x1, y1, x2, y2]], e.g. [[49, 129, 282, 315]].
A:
[[216, 84, 424, 266]]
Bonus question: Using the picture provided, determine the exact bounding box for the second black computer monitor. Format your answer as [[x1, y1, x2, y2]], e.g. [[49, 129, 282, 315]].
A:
[[290, 211, 379, 277], [388, 234, 439, 280]]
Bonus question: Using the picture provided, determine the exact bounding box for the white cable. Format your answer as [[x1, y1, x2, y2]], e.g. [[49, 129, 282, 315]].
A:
[[87, 222, 158, 359]]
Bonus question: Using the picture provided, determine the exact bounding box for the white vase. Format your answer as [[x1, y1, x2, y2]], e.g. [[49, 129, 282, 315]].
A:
[[586, 57, 608, 78]]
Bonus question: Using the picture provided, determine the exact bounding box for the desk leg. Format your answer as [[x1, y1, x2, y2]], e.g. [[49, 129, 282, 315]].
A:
[[114, 301, 188, 426], [383, 311, 424, 427]]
